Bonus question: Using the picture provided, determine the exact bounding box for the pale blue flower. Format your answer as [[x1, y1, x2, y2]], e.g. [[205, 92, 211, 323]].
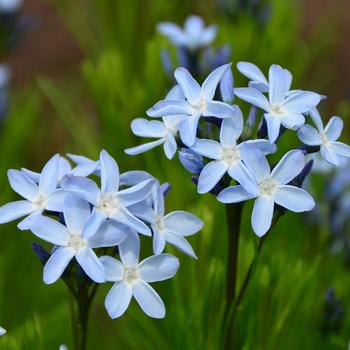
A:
[[191, 114, 276, 194], [146, 186, 203, 258], [26, 195, 127, 284], [298, 108, 350, 166], [0, 0, 22, 12], [125, 86, 185, 159], [0, 154, 67, 229], [0, 327, 6, 336], [147, 64, 239, 146], [217, 149, 315, 236], [235, 64, 321, 142], [61, 150, 155, 236], [157, 15, 217, 51], [100, 232, 179, 319]]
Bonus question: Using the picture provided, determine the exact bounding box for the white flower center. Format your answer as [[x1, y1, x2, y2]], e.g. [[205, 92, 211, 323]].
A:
[[222, 147, 241, 165], [269, 103, 285, 117], [320, 132, 331, 147], [192, 97, 207, 113], [97, 194, 119, 216], [123, 266, 139, 284], [258, 178, 277, 197], [155, 216, 165, 232], [32, 194, 48, 210], [67, 234, 87, 251]]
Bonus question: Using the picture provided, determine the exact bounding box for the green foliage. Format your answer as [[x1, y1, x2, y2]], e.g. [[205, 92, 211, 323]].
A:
[[0, 0, 348, 349]]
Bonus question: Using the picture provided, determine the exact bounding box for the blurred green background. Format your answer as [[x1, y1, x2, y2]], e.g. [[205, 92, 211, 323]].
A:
[[0, 0, 350, 349]]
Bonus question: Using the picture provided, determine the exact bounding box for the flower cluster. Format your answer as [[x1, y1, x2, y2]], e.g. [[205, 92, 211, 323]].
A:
[[126, 61, 350, 237], [0, 150, 203, 319]]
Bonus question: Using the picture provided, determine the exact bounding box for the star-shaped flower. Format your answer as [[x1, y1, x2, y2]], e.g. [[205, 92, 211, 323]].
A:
[[147, 64, 239, 146], [26, 195, 127, 284], [234, 64, 321, 142], [157, 15, 217, 51], [191, 114, 276, 194], [297, 108, 350, 166], [100, 232, 179, 319], [61, 150, 155, 236], [146, 186, 203, 258], [0, 154, 67, 229], [217, 149, 315, 236], [125, 86, 185, 159]]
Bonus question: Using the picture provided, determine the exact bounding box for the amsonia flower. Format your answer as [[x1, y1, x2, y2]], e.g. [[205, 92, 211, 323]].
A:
[[0, 327, 6, 336], [191, 115, 276, 193], [157, 15, 217, 51], [235, 64, 321, 142], [100, 232, 179, 319], [125, 86, 185, 159], [147, 187, 203, 257], [217, 149, 315, 236], [147, 64, 239, 147], [297, 108, 350, 166], [61, 150, 155, 236], [26, 195, 127, 284], [0, 154, 67, 229]]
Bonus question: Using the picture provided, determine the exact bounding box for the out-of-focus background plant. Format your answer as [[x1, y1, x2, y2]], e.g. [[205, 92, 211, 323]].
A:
[[0, 0, 350, 349]]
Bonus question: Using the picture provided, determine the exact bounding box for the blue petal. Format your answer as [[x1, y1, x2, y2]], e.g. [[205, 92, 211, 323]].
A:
[[163, 210, 203, 236], [43, 247, 75, 284], [163, 230, 197, 259], [297, 125, 321, 146], [39, 154, 60, 195], [76, 247, 105, 283], [138, 254, 179, 282], [118, 231, 140, 266], [217, 185, 255, 204], [234, 88, 269, 111], [271, 150, 305, 185], [100, 150, 120, 194], [105, 281, 132, 319], [268, 64, 289, 104], [197, 160, 228, 194], [132, 280, 165, 318], [130, 118, 166, 138], [7, 170, 38, 201], [174, 67, 201, 104], [0, 200, 34, 224], [99, 256, 124, 282], [325, 117, 343, 141], [251, 196, 274, 237], [147, 100, 190, 117], [274, 185, 315, 212]]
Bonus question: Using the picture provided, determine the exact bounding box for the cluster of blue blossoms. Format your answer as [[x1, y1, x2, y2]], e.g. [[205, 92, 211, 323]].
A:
[[0, 150, 203, 319], [126, 51, 350, 238]]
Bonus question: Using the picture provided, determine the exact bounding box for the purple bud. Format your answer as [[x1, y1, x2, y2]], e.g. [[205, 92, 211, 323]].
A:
[[32, 242, 50, 265], [161, 182, 171, 196], [178, 148, 204, 174], [213, 45, 231, 68]]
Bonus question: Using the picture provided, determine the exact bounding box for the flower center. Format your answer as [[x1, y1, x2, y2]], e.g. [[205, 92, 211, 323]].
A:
[[192, 97, 207, 113], [123, 267, 139, 284], [269, 103, 285, 117], [97, 194, 119, 216], [155, 216, 165, 232], [222, 147, 241, 165], [258, 178, 277, 197], [32, 194, 47, 210], [320, 132, 331, 147], [67, 234, 87, 251]]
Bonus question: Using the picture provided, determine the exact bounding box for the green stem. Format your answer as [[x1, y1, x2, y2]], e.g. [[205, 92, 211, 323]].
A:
[[66, 282, 99, 350], [224, 203, 244, 350]]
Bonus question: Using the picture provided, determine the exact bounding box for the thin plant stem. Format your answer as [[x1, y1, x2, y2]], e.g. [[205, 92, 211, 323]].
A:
[[66, 281, 99, 350], [224, 202, 244, 350]]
